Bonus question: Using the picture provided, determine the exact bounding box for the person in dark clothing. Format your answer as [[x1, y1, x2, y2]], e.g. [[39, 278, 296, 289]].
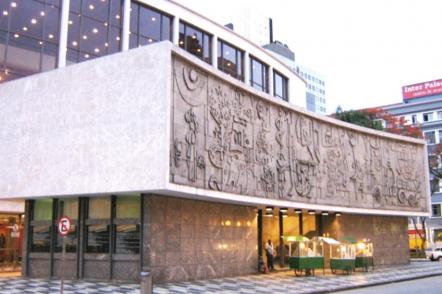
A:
[[265, 240, 274, 271]]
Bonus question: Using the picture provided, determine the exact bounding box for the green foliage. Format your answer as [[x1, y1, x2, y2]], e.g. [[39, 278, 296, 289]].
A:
[[334, 106, 384, 131]]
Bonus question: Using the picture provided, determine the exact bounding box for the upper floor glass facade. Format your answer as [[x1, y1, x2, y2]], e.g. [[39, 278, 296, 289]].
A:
[[0, 0, 295, 103]]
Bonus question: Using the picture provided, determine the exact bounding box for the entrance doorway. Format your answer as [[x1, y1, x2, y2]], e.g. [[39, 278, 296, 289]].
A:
[[0, 214, 24, 272], [259, 208, 319, 269]]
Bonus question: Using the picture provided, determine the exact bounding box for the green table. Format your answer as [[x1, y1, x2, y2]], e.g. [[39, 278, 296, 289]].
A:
[[330, 258, 356, 275], [288, 256, 325, 276], [355, 256, 374, 271]]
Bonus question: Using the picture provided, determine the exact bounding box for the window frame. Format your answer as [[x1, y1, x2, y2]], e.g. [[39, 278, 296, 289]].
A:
[[249, 55, 269, 93], [217, 38, 244, 81], [273, 70, 288, 101], [178, 20, 212, 64]]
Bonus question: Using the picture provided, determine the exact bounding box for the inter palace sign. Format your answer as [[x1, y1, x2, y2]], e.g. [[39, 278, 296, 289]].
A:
[[402, 79, 442, 100]]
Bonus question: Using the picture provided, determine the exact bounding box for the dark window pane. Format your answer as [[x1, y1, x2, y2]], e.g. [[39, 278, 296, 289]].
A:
[[68, 0, 122, 64], [274, 71, 288, 101], [41, 41, 57, 72], [86, 224, 110, 253], [250, 57, 268, 93], [31, 225, 51, 252], [218, 39, 243, 80], [56, 224, 77, 252], [139, 6, 160, 40], [178, 22, 185, 48], [114, 224, 140, 254], [161, 15, 171, 41], [129, 2, 170, 49], [83, 0, 109, 22]]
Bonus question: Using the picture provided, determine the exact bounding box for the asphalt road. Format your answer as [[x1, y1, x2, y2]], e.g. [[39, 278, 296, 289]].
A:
[[334, 275, 442, 294]]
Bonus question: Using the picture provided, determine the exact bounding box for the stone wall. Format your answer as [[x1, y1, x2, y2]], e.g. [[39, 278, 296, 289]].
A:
[[144, 195, 257, 283], [323, 214, 409, 266], [170, 56, 429, 215]]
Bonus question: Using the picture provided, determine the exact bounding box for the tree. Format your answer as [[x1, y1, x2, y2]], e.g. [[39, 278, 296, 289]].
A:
[[333, 106, 423, 138]]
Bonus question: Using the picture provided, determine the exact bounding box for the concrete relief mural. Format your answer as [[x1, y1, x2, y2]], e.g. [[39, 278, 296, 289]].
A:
[[171, 57, 428, 212]]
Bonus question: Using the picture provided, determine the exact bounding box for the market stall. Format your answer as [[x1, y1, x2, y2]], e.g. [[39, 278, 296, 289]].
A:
[[355, 239, 374, 271], [287, 236, 325, 276]]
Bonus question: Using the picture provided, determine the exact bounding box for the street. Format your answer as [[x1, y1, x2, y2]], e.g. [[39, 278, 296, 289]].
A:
[[334, 275, 442, 294]]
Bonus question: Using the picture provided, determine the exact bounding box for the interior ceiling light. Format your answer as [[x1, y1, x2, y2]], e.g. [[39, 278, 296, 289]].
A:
[[151, 17, 156, 21], [308, 210, 315, 215], [335, 212, 342, 216], [40, 11, 45, 16], [265, 206, 273, 211], [31, 18, 37, 24], [89, 4, 95, 10], [321, 211, 329, 216], [295, 209, 302, 214], [3, 11, 9, 16], [72, 41, 78, 46], [92, 28, 98, 34], [11, 2, 17, 8]]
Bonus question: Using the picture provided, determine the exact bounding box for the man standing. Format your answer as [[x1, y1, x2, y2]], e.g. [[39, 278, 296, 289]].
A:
[[265, 240, 274, 271]]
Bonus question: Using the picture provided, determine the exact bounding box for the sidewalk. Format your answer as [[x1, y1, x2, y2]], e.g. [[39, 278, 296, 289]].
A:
[[0, 261, 440, 294]]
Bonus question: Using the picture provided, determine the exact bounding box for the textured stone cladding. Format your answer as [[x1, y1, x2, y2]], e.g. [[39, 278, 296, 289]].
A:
[[323, 214, 409, 266], [170, 56, 428, 213], [145, 195, 257, 283]]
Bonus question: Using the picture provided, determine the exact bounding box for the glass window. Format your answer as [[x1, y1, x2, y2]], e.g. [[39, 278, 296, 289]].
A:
[[31, 225, 51, 252], [411, 114, 417, 124], [432, 204, 441, 217], [56, 198, 78, 252], [0, 0, 60, 84], [114, 195, 140, 254], [116, 195, 140, 219], [423, 112, 434, 122], [87, 224, 110, 253], [86, 197, 111, 253], [250, 56, 268, 93], [178, 21, 211, 64], [273, 70, 288, 101], [425, 131, 436, 145], [34, 199, 53, 221], [114, 224, 140, 254], [67, 0, 123, 64], [438, 111, 442, 120], [217, 39, 243, 81], [129, 1, 172, 49], [88, 197, 111, 219]]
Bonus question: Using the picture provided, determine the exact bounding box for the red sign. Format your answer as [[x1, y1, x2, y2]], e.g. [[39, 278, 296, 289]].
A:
[[58, 216, 71, 236], [403, 79, 442, 100]]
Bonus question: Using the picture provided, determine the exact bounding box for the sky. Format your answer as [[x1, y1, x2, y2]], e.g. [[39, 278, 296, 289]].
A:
[[177, 0, 442, 113]]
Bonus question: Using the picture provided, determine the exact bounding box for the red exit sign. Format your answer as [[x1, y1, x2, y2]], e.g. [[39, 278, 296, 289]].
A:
[[403, 79, 442, 100]]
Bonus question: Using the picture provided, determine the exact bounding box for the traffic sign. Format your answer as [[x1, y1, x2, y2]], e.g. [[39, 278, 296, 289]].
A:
[[58, 216, 71, 236]]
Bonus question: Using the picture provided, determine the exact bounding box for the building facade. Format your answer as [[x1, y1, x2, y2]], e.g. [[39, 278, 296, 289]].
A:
[[0, 0, 431, 283], [380, 79, 442, 248]]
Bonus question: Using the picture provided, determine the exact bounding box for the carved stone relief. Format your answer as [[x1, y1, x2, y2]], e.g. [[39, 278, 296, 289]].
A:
[[170, 57, 428, 212]]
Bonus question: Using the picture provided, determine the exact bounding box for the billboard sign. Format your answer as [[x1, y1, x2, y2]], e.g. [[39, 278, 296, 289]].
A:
[[402, 79, 442, 100]]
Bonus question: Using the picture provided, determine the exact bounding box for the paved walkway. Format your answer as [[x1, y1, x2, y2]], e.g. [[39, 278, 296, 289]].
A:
[[0, 261, 440, 294]]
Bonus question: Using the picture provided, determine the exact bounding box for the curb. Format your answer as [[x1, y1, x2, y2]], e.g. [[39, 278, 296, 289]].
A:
[[310, 272, 442, 293]]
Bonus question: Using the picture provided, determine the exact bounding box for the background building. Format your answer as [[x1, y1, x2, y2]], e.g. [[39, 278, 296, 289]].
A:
[[263, 41, 327, 114], [379, 79, 442, 248]]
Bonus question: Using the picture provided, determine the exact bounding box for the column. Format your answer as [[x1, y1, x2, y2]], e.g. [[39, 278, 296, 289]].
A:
[[278, 210, 284, 266], [57, 0, 70, 68], [121, 0, 131, 51], [244, 52, 250, 85], [257, 209, 263, 271], [268, 66, 274, 95], [172, 16, 180, 45], [212, 35, 218, 67]]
